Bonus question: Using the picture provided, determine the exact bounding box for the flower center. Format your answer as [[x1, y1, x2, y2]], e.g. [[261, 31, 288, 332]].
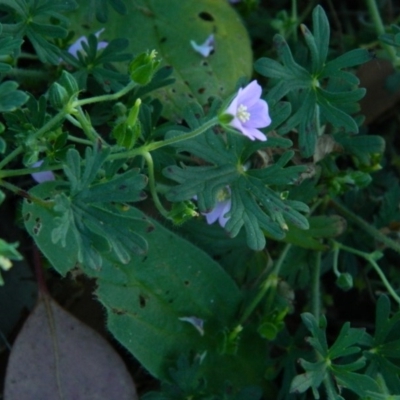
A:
[[236, 104, 251, 123], [217, 187, 230, 202]]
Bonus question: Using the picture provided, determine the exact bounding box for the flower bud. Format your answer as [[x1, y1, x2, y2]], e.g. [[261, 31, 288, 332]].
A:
[[129, 50, 160, 85], [58, 70, 79, 96], [48, 82, 69, 109]]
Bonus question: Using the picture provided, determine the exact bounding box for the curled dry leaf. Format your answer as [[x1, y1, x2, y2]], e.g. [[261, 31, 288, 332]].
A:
[[4, 293, 138, 400]]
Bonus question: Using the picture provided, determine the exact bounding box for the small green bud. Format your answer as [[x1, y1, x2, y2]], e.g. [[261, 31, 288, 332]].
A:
[[127, 98, 141, 128], [168, 201, 198, 225], [48, 82, 69, 109], [58, 70, 79, 96], [129, 50, 160, 85], [336, 273, 353, 291], [113, 102, 127, 117], [218, 112, 234, 125]]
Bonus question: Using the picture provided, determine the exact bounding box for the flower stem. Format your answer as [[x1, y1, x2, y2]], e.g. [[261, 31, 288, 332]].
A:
[[72, 106, 105, 144], [146, 117, 219, 152], [31, 109, 67, 140], [109, 117, 219, 161], [311, 251, 322, 318], [0, 164, 63, 179], [333, 241, 400, 307], [365, 0, 399, 63], [73, 80, 137, 107], [330, 199, 400, 254], [142, 151, 170, 218], [238, 243, 292, 325], [0, 179, 53, 208], [0, 146, 23, 169]]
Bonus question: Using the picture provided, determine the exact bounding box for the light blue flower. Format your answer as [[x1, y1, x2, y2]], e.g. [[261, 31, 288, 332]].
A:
[[68, 28, 108, 58], [190, 34, 215, 57], [225, 80, 271, 141], [202, 187, 231, 228], [31, 160, 55, 183]]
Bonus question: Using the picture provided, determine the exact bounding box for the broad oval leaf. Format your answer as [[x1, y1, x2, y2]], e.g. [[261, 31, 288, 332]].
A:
[[68, 0, 252, 118], [4, 294, 138, 400]]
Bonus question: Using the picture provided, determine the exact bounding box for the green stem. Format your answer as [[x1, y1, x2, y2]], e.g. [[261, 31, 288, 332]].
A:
[[238, 243, 292, 325], [332, 242, 341, 277], [0, 179, 53, 208], [334, 241, 400, 306], [365, 0, 398, 63], [0, 146, 23, 169], [142, 151, 169, 218], [331, 199, 400, 255], [6, 68, 50, 81], [291, 0, 298, 42], [0, 164, 63, 179], [146, 117, 219, 152], [109, 117, 219, 161], [72, 106, 104, 143], [73, 80, 137, 107], [67, 135, 93, 145], [31, 109, 67, 140], [311, 251, 322, 318]]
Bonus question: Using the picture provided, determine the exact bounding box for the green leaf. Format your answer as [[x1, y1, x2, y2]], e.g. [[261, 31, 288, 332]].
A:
[[163, 107, 309, 250], [68, 0, 253, 117], [277, 215, 347, 250], [2, 0, 78, 64], [333, 369, 380, 398], [97, 217, 243, 380], [320, 49, 373, 79], [23, 147, 151, 274], [0, 81, 28, 112], [255, 6, 370, 157]]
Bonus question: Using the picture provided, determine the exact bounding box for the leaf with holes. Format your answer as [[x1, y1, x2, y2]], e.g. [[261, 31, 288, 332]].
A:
[[96, 217, 252, 389], [67, 0, 252, 118]]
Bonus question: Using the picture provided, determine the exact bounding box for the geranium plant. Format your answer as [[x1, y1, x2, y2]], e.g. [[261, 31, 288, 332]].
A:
[[1, 0, 400, 399]]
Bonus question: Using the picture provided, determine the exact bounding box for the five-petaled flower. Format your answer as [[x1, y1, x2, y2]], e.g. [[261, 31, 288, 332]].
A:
[[31, 160, 55, 183], [67, 28, 108, 58], [225, 80, 271, 141], [190, 34, 215, 57], [202, 187, 231, 228]]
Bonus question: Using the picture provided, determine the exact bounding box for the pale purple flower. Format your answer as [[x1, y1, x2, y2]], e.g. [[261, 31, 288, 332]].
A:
[[202, 187, 231, 228], [179, 316, 205, 336], [229, 0, 241, 3], [68, 28, 108, 58], [190, 34, 215, 57], [31, 160, 55, 183], [225, 80, 271, 141]]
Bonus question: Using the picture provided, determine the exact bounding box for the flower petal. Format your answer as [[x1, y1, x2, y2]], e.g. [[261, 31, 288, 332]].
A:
[[204, 201, 226, 224], [235, 80, 262, 108], [245, 100, 271, 128], [218, 200, 231, 227], [190, 34, 215, 57], [31, 161, 55, 183], [240, 126, 267, 141]]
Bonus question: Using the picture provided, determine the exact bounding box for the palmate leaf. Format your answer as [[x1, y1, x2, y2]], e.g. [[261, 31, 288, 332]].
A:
[[163, 103, 309, 251], [60, 33, 131, 91], [254, 5, 372, 157], [362, 296, 400, 393], [23, 146, 150, 274], [1, 0, 77, 64], [290, 313, 380, 398]]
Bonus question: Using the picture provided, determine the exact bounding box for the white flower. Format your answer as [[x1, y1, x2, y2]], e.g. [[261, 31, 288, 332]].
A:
[[190, 34, 215, 57]]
